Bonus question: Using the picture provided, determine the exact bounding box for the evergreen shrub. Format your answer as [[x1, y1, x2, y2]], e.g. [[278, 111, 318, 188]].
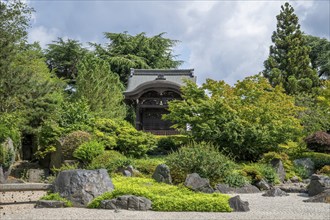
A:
[[73, 140, 104, 163], [166, 142, 236, 184], [88, 176, 231, 212]]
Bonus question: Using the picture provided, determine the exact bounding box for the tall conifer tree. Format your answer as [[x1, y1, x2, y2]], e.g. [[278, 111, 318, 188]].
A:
[[263, 2, 319, 94]]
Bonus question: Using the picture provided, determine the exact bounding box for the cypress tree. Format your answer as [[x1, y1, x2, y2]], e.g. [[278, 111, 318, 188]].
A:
[[263, 2, 319, 94]]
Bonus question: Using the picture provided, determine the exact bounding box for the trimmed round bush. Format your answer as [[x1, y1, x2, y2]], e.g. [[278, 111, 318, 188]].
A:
[[73, 140, 105, 163], [61, 131, 92, 160], [166, 142, 236, 184]]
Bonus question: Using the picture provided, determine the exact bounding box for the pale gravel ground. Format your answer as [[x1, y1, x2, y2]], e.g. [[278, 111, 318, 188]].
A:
[[1, 193, 330, 220]]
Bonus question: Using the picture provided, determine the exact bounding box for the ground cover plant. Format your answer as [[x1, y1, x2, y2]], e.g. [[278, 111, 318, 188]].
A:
[[40, 193, 73, 207], [88, 176, 232, 212]]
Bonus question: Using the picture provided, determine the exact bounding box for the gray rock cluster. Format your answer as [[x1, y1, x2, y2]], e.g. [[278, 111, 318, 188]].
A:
[[152, 164, 172, 184], [215, 183, 260, 194], [304, 189, 330, 203], [184, 173, 214, 193], [278, 182, 308, 193], [118, 165, 141, 177], [53, 169, 114, 207], [229, 195, 250, 212], [255, 179, 270, 191], [35, 200, 65, 208], [307, 174, 330, 197], [100, 195, 152, 211], [262, 187, 289, 197]]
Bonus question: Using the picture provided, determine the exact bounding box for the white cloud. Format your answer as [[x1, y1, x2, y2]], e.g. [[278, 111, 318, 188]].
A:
[[28, 26, 60, 48]]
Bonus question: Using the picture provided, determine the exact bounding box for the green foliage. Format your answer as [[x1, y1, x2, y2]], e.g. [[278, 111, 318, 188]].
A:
[[87, 150, 131, 174], [166, 142, 236, 184], [165, 76, 303, 161], [45, 38, 87, 82], [88, 176, 231, 212], [223, 171, 248, 187], [0, 143, 14, 168], [263, 2, 319, 94], [51, 162, 79, 175], [240, 163, 279, 184], [152, 135, 190, 155], [73, 140, 105, 163], [318, 165, 330, 176], [76, 54, 126, 119], [132, 157, 165, 176], [40, 193, 72, 207], [305, 35, 330, 79], [93, 118, 157, 158], [92, 32, 182, 85], [61, 131, 92, 160]]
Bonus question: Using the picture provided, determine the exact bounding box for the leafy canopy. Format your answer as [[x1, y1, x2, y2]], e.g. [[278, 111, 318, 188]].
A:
[[164, 75, 303, 161]]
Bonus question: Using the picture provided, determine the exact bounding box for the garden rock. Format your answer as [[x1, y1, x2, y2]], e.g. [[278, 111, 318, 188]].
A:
[[229, 195, 250, 212], [255, 179, 270, 191], [215, 183, 260, 194], [304, 189, 330, 203], [262, 187, 289, 197], [308, 174, 330, 196], [152, 164, 172, 184], [27, 169, 49, 183], [290, 176, 300, 183], [35, 200, 65, 208], [184, 173, 214, 193], [0, 138, 15, 184], [53, 169, 114, 207], [270, 159, 286, 182], [278, 182, 308, 193], [100, 195, 152, 211], [293, 158, 315, 177]]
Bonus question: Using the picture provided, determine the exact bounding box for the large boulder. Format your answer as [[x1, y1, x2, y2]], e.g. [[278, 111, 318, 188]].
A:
[[184, 173, 214, 193], [270, 159, 286, 182], [0, 138, 15, 183], [262, 188, 289, 197], [53, 169, 114, 207], [152, 164, 172, 184], [100, 195, 152, 211], [308, 174, 330, 197], [229, 196, 250, 212], [278, 182, 308, 193], [293, 158, 315, 177], [304, 189, 330, 203], [215, 183, 260, 194], [255, 179, 270, 191]]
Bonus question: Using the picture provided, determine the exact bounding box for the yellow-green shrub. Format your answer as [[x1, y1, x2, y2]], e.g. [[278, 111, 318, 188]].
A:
[[132, 157, 165, 176], [40, 193, 72, 207], [240, 163, 279, 184], [88, 176, 231, 212], [73, 140, 104, 163], [61, 131, 92, 160], [317, 165, 330, 176]]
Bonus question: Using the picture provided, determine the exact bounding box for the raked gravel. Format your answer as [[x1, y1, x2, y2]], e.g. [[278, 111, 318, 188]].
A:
[[1, 193, 329, 220]]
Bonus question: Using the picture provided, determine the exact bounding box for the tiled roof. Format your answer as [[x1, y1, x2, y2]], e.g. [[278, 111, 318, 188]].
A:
[[125, 69, 196, 94]]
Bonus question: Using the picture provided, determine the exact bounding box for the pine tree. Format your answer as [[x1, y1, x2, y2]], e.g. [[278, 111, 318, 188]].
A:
[[263, 2, 319, 94]]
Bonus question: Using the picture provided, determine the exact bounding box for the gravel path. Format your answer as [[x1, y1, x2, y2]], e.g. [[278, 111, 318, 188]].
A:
[[1, 193, 329, 220]]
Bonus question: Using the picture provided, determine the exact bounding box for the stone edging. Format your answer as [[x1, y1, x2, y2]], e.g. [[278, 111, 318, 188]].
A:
[[0, 183, 52, 192]]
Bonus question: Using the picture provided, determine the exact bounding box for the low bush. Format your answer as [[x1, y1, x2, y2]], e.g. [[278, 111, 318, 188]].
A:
[[223, 171, 247, 187], [131, 157, 165, 176], [87, 150, 131, 173], [61, 131, 92, 160], [73, 140, 104, 163], [240, 163, 279, 184], [260, 151, 297, 180], [88, 176, 231, 212], [152, 135, 190, 155], [166, 142, 236, 185], [93, 118, 157, 158], [39, 193, 73, 207]]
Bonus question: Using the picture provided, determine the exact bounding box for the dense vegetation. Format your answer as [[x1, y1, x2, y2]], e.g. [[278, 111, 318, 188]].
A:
[[1, 1, 330, 212]]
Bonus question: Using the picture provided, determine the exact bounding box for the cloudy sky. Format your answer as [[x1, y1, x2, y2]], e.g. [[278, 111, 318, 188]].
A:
[[27, 0, 330, 85]]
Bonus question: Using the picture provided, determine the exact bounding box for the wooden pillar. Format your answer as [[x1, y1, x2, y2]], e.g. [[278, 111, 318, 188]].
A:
[[135, 100, 141, 130]]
